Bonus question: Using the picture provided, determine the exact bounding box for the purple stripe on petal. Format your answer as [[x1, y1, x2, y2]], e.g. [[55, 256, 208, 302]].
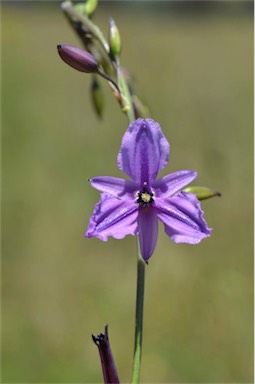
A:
[[156, 192, 211, 244], [153, 170, 197, 198], [89, 176, 137, 198], [86, 193, 138, 241], [117, 118, 169, 185], [138, 208, 158, 261]]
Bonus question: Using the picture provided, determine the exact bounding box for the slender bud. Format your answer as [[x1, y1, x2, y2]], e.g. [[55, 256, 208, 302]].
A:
[[92, 325, 120, 384], [84, 0, 98, 16], [74, 0, 98, 16], [90, 76, 104, 118], [57, 44, 98, 73], [109, 17, 121, 57], [183, 186, 221, 201]]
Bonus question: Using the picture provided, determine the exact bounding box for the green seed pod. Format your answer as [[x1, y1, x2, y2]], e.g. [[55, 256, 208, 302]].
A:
[[183, 186, 221, 201], [90, 76, 104, 118], [109, 17, 121, 57]]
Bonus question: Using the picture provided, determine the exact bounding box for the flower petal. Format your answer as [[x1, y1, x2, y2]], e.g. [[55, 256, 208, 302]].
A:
[[85, 193, 138, 241], [156, 192, 211, 244], [89, 176, 137, 198], [153, 170, 197, 198], [138, 208, 158, 261], [117, 118, 169, 185]]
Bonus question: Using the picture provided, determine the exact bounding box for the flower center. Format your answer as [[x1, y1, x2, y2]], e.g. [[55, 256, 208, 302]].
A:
[[136, 183, 154, 208]]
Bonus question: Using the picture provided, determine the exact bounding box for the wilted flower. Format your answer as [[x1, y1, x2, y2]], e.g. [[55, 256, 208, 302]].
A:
[[86, 118, 211, 261], [92, 325, 120, 384]]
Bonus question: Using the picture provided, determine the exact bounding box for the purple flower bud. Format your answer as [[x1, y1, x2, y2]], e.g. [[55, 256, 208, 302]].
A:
[[57, 44, 98, 73], [92, 325, 120, 384]]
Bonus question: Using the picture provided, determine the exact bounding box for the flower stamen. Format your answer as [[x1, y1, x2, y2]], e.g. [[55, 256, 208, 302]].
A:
[[137, 185, 154, 208]]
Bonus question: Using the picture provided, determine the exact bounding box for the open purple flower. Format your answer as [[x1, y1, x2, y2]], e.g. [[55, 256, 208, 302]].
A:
[[85, 118, 211, 261]]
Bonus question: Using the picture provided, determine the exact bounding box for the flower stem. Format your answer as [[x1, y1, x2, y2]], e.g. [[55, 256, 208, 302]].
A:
[[117, 64, 135, 122], [61, 1, 110, 53], [132, 245, 146, 384], [61, 0, 136, 123]]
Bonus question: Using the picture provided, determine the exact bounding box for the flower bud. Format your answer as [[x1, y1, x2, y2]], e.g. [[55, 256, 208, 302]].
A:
[[109, 17, 121, 57], [84, 0, 98, 16], [90, 76, 104, 118], [74, 0, 98, 17], [57, 44, 98, 73], [92, 325, 120, 384], [183, 186, 221, 201]]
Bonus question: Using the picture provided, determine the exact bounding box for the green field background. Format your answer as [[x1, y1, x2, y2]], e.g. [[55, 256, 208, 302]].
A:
[[2, 1, 253, 382]]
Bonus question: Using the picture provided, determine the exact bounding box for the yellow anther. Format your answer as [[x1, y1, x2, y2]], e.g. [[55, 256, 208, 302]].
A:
[[141, 193, 151, 203]]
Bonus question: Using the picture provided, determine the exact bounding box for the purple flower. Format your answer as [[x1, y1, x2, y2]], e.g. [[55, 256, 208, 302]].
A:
[[86, 118, 211, 261]]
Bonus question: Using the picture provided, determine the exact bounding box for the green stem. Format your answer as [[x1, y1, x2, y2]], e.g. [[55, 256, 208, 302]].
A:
[[62, 0, 136, 123], [132, 244, 146, 384], [61, 1, 110, 53], [117, 65, 135, 122]]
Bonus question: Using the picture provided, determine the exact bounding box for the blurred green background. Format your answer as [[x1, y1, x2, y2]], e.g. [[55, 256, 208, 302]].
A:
[[2, 1, 253, 382]]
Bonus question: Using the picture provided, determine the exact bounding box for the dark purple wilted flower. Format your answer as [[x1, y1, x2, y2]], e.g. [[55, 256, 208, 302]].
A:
[[86, 118, 211, 261], [92, 325, 120, 384]]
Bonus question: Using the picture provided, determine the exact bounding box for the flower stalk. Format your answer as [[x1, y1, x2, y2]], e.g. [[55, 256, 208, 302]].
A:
[[117, 64, 135, 122], [60, 0, 136, 122], [61, 0, 109, 53], [132, 246, 146, 384], [58, 3, 217, 383]]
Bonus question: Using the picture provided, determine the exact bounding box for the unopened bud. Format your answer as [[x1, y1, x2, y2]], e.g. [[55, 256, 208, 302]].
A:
[[109, 18, 121, 57], [57, 44, 98, 73], [90, 76, 104, 118], [84, 0, 98, 16], [74, 0, 98, 16], [183, 186, 221, 201]]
